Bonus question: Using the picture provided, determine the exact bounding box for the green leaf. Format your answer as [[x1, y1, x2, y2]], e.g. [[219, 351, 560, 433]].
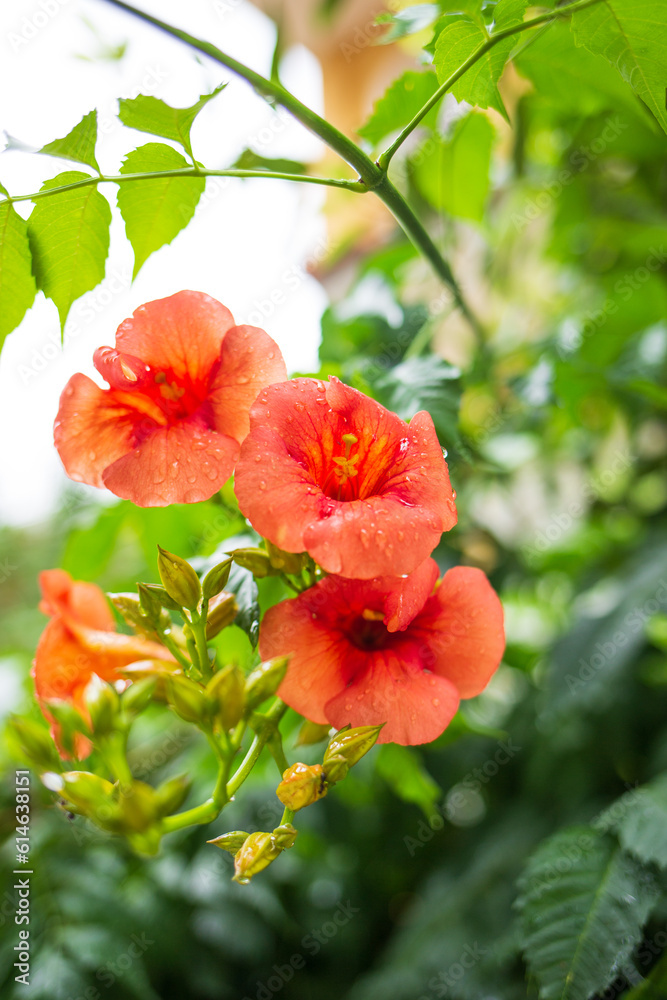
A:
[[28, 172, 111, 332], [514, 20, 639, 115], [116, 143, 205, 278], [0, 193, 37, 348], [39, 110, 100, 173], [118, 85, 226, 159], [225, 562, 260, 648], [433, 0, 526, 118], [517, 827, 659, 1000], [600, 773, 667, 869], [376, 744, 441, 820], [375, 4, 441, 44], [571, 0, 667, 135], [412, 110, 494, 221], [232, 149, 307, 175], [359, 70, 440, 145], [371, 355, 464, 454]]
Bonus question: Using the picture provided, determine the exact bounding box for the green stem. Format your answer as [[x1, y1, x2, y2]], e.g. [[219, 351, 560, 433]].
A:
[[99, 0, 380, 187], [280, 806, 295, 826], [96, 0, 479, 331], [191, 607, 212, 680], [378, 0, 604, 169], [160, 631, 191, 671], [161, 731, 231, 832], [226, 700, 289, 798], [374, 175, 485, 344], [0, 167, 363, 205]]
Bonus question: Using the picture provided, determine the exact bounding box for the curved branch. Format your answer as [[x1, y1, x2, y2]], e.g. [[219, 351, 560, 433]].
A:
[[378, 0, 604, 169]]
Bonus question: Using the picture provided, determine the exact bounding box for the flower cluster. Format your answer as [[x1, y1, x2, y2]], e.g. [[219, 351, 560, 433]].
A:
[[45, 290, 504, 751]]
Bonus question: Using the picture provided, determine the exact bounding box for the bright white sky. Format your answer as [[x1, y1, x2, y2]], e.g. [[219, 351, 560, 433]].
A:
[[0, 0, 327, 525]]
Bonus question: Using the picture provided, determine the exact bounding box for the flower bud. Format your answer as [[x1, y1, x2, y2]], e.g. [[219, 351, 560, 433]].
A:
[[232, 824, 297, 884], [322, 753, 349, 785], [44, 699, 91, 756], [7, 716, 62, 772], [206, 664, 245, 730], [139, 582, 182, 612], [265, 541, 308, 576], [295, 720, 332, 747], [109, 592, 157, 637], [83, 676, 119, 735], [157, 546, 201, 611], [121, 677, 157, 716], [229, 547, 276, 578], [155, 774, 192, 816], [165, 676, 210, 724], [244, 657, 290, 711], [137, 583, 172, 630], [57, 771, 115, 812], [207, 830, 250, 854], [276, 763, 326, 811], [117, 780, 160, 832], [121, 660, 181, 701], [205, 592, 238, 639], [323, 724, 383, 769], [202, 558, 233, 600]]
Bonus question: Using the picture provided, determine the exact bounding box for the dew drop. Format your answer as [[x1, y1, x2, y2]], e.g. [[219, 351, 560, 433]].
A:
[[259, 481, 266, 490], [432, 698, 440, 707]]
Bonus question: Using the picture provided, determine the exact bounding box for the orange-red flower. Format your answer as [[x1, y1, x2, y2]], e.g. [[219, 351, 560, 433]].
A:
[[54, 291, 287, 507], [234, 377, 457, 579], [259, 559, 504, 745], [33, 569, 174, 757]]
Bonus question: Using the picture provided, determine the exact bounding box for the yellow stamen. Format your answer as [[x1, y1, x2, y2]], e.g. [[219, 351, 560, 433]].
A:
[[362, 609, 385, 622]]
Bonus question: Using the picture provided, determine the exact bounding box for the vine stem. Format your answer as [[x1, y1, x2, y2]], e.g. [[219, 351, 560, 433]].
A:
[[0, 168, 363, 205], [378, 0, 604, 168], [97, 0, 479, 330]]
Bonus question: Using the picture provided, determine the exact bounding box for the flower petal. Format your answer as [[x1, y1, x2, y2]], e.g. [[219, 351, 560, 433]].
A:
[[208, 324, 287, 442], [115, 290, 235, 386], [411, 566, 505, 698], [38, 569, 115, 632], [102, 419, 240, 506], [324, 652, 460, 745], [382, 557, 439, 632], [259, 593, 358, 723], [54, 374, 144, 489]]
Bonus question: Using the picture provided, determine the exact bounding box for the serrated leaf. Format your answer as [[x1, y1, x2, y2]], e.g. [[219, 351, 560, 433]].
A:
[[118, 84, 226, 159], [433, 0, 526, 119], [517, 827, 659, 1000], [571, 0, 667, 135], [412, 110, 494, 221], [376, 744, 441, 820], [514, 19, 640, 114], [600, 774, 667, 869], [232, 149, 307, 174], [28, 172, 110, 332], [359, 70, 440, 145], [116, 143, 205, 278], [0, 194, 37, 348], [39, 110, 100, 173]]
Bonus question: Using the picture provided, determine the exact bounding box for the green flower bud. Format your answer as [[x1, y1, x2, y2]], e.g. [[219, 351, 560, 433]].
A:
[[206, 664, 245, 730], [83, 676, 119, 735], [202, 558, 233, 600], [165, 676, 210, 724], [232, 824, 297, 884], [265, 541, 308, 576], [155, 774, 192, 816], [139, 583, 182, 612], [58, 771, 115, 813], [109, 592, 157, 637], [205, 592, 238, 639], [117, 780, 160, 832], [207, 830, 250, 854], [121, 677, 158, 716], [295, 720, 331, 747], [229, 547, 276, 578], [276, 763, 326, 811], [137, 583, 172, 629], [322, 753, 349, 785], [7, 717, 61, 772], [244, 657, 290, 712], [323, 724, 384, 769], [157, 546, 201, 611], [44, 699, 91, 757]]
